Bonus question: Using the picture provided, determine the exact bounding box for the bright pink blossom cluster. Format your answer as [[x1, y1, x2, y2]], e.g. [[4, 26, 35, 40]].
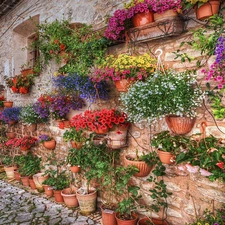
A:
[[70, 108, 129, 132], [90, 67, 149, 83]]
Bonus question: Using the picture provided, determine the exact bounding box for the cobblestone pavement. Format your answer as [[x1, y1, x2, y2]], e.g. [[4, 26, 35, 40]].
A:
[[0, 180, 102, 225]]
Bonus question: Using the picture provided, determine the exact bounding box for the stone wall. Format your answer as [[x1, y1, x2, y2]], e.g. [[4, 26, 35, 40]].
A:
[[0, 0, 225, 224]]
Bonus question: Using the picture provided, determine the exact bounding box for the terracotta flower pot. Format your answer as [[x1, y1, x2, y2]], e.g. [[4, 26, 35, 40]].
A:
[[114, 79, 134, 92], [157, 150, 175, 165], [195, 0, 221, 20], [19, 87, 29, 94], [138, 217, 169, 225], [20, 176, 30, 186], [29, 178, 36, 190], [3, 101, 13, 108], [132, 11, 154, 27], [76, 188, 97, 215], [61, 187, 79, 208], [4, 166, 15, 179], [70, 141, 83, 150], [165, 115, 196, 135], [14, 170, 21, 181], [107, 124, 129, 149], [43, 185, 53, 197], [154, 9, 178, 22], [101, 205, 117, 225], [27, 123, 37, 132], [20, 146, 30, 151], [6, 132, 16, 139], [53, 190, 64, 203], [33, 173, 49, 192], [115, 212, 138, 225], [21, 68, 34, 76], [43, 139, 56, 150], [124, 154, 153, 177], [70, 165, 80, 173], [95, 127, 109, 134]]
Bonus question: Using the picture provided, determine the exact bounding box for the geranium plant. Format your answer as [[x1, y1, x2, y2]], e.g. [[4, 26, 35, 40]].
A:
[[120, 70, 205, 124], [5, 136, 37, 148], [89, 53, 156, 82], [1, 107, 22, 124], [70, 108, 129, 132]]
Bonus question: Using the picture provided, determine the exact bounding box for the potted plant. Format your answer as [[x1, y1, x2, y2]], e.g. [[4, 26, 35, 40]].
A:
[[66, 147, 83, 173], [38, 134, 56, 150], [61, 185, 79, 208], [20, 62, 35, 76], [52, 73, 109, 102], [151, 131, 190, 164], [124, 151, 158, 177], [42, 160, 70, 203], [17, 136, 37, 151], [90, 53, 156, 92], [114, 165, 140, 225], [18, 152, 41, 188], [19, 104, 41, 131], [182, 0, 221, 20], [63, 128, 85, 150], [1, 107, 21, 124], [2, 155, 15, 179], [120, 69, 205, 135], [175, 134, 225, 182]]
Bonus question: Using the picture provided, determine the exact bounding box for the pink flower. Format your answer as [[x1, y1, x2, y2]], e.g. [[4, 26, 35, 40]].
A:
[[185, 164, 199, 173], [216, 76, 223, 81], [199, 168, 212, 177]]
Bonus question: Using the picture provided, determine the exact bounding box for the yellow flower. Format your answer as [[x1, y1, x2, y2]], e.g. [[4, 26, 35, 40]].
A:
[[204, 223, 209, 225], [53, 71, 59, 76], [197, 223, 202, 225]]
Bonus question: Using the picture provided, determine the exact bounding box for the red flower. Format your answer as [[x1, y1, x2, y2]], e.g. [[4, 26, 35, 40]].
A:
[[54, 39, 60, 44], [216, 162, 224, 169], [60, 44, 66, 51]]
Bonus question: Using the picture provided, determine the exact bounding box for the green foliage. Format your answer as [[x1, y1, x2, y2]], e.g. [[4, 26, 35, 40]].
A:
[[147, 162, 171, 213], [19, 105, 41, 125], [18, 153, 41, 177], [63, 128, 85, 142], [2, 155, 13, 167], [32, 19, 110, 75], [151, 131, 190, 153]]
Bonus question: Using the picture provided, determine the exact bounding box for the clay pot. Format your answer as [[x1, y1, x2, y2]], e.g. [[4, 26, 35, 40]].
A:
[[21, 68, 34, 76], [70, 166, 80, 173], [53, 190, 64, 203], [154, 9, 178, 21], [14, 170, 21, 181], [114, 79, 134, 92], [115, 212, 138, 225], [138, 217, 169, 225], [95, 127, 109, 134], [27, 123, 37, 132], [101, 205, 117, 225], [76, 188, 97, 215], [3, 101, 13, 108], [107, 124, 129, 149], [29, 178, 36, 190], [43, 139, 56, 150], [19, 87, 29, 94], [132, 11, 154, 27], [61, 187, 79, 208], [6, 132, 16, 139], [124, 154, 153, 177], [157, 150, 175, 165], [195, 0, 221, 20], [165, 115, 196, 135], [43, 185, 53, 197], [4, 166, 15, 179], [70, 141, 83, 150], [33, 173, 49, 192], [21, 176, 30, 186], [20, 146, 30, 151]]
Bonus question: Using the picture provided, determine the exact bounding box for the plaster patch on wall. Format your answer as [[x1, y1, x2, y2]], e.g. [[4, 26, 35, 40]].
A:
[[4, 60, 10, 76]]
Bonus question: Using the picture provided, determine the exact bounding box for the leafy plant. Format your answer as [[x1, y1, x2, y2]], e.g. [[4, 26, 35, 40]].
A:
[[18, 153, 41, 177], [19, 104, 42, 125], [2, 155, 13, 167], [151, 131, 190, 153], [63, 128, 85, 143], [120, 70, 205, 124], [115, 165, 140, 220]]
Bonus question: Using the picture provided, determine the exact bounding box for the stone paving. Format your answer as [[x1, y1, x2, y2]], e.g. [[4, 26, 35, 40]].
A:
[[0, 180, 102, 225]]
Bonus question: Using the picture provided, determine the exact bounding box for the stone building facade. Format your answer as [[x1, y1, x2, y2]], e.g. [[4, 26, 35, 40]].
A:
[[0, 0, 225, 224]]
